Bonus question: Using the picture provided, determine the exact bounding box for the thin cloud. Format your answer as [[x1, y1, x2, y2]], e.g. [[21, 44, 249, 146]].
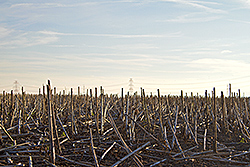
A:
[[239, 0, 250, 6], [54, 53, 187, 65], [8, 1, 150, 10], [0, 35, 58, 48], [186, 1, 225, 13], [158, 15, 221, 23], [101, 43, 159, 50], [188, 58, 250, 75], [9, 2, 99, 9], [61, 56, 154, 67], [7, 53, 153, 68], [39, 30, 181, 38], [228, 19, 250, 24], [9, 3, 34, 8], [157, 10, 223, 23], [0, 26, 13, 38], [38, 31, 67, 36], [159, 0, 226, 13], [0, 29, 58, 48], [221, 50, 232, 54], [191, 1, 221, 5], [50, 45, 76, 48]]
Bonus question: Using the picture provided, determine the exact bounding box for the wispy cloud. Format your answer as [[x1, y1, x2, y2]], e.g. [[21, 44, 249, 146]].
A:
[[50, 45, 76, 48], [0, 27, 58, 48], [7, 1, 157, 10], [228, 19, 250, 24], [188, 58, 250, 75], [190, 1, 221, 6], [39, 30, 181, 38], [0, 33, 58, 48], [38, 31, 67, 36], [16, 53, 185, 71], [185, 1, 225, 13], [221, 50, 232, 54], [9, 2, 99, 9], [99, 43, 159, 50], [239, 0, 250, 6], [55, 55, 154, 67], [0, 26, 13, 38], [157, 13, 221, 23], [158, 0, 225, 13]]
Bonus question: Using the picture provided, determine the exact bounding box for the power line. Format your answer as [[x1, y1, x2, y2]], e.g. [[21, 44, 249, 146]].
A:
[[134, 75, 250, 86], [101, 82, 128, 87], [23, 84, 40, 88], [0, 85, 12, 88]]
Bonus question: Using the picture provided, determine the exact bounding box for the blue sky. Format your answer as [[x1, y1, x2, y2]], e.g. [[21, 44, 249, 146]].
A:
[[1, 0, 250, 96]]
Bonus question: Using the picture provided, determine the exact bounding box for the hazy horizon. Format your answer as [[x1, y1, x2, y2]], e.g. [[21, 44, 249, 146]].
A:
[[1, 0, 250, 96]]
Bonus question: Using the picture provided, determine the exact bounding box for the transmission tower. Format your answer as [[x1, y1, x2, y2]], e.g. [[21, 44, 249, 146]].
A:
[[83, 85, 85, 95], [129, 78, 134, 95], [13, 80, 20, 94]]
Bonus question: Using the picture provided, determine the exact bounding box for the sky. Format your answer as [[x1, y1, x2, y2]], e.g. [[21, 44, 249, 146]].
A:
[[1, 0, 250, 96]]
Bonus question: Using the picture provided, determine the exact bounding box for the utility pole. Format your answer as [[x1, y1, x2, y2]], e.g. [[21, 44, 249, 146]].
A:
[[227, 84, 228, 97], [228, 83, 231, 97]]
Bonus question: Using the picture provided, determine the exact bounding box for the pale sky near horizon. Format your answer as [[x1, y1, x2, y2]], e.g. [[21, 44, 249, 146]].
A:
[[1, 0, 250, 96]]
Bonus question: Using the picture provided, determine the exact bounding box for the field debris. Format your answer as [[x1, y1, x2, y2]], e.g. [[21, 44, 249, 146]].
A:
[[0, 81, 250, 166]]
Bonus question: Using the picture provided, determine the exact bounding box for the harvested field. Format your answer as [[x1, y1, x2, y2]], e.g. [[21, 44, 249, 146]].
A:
[[0, 81, 250, 166]]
